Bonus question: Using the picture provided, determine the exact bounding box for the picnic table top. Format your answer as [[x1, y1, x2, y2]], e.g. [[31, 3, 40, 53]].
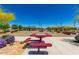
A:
[[30, 32, 52, 38]]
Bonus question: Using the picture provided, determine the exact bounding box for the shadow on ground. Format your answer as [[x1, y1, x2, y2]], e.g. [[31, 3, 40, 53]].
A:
[[62, 38, 79, 46]]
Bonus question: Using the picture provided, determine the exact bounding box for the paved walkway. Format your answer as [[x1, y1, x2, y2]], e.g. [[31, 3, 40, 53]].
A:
[[15, 36, 79, 55]]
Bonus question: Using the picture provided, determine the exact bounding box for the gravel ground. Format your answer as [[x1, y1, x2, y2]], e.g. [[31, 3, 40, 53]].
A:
[[22, 37, 79, 55], [0, 41, 25, 55], [0, 36, 79, 55], [0, 31, 78, 55]]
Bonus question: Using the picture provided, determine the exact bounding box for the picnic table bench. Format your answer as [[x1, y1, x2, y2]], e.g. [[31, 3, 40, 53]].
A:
[[28, 43, 52, 55], [22, 32, 52, 55]]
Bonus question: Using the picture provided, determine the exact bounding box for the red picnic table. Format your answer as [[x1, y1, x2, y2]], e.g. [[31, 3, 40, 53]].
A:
[[30, 33, 52, 42], [29, 43, 52, 54], [28, 32, 52, 55]]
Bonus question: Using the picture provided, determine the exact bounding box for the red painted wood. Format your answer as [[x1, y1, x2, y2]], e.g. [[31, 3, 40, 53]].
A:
[[24, 38, 31, 42], [31, 43, 52, 47], [30, 33, 52, 38]]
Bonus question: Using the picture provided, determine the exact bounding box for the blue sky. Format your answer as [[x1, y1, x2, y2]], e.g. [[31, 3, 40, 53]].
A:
[[1, 4, 79, 27]]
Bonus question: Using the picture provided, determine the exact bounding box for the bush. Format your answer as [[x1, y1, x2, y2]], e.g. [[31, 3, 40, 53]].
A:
[[0, 30, 4, 33], [63, 31, 71, 35], [50, 30, 54, 33], [14, 29, 18, 32], [4, 29, 10, 33], [10, 29, 18, 33], [56, 31, 60, 33]]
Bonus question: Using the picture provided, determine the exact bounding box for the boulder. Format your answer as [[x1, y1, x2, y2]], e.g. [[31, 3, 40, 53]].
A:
[[0, 38, 7, 48], [2, 35, 15, 44]]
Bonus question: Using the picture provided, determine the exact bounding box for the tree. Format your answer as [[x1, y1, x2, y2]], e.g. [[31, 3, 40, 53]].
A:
[[0, 23, 3, 29], [73, 7, 79, 29], [18, 25, 23, 31], [46, 26, 52, 32], [12, 24, 18, 29], [47, 26, 61, 32], [3, 24, 10, 29], [0, 8, 15, 24], [62, 26, 75, 31], [0, 23, 10, 29]]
